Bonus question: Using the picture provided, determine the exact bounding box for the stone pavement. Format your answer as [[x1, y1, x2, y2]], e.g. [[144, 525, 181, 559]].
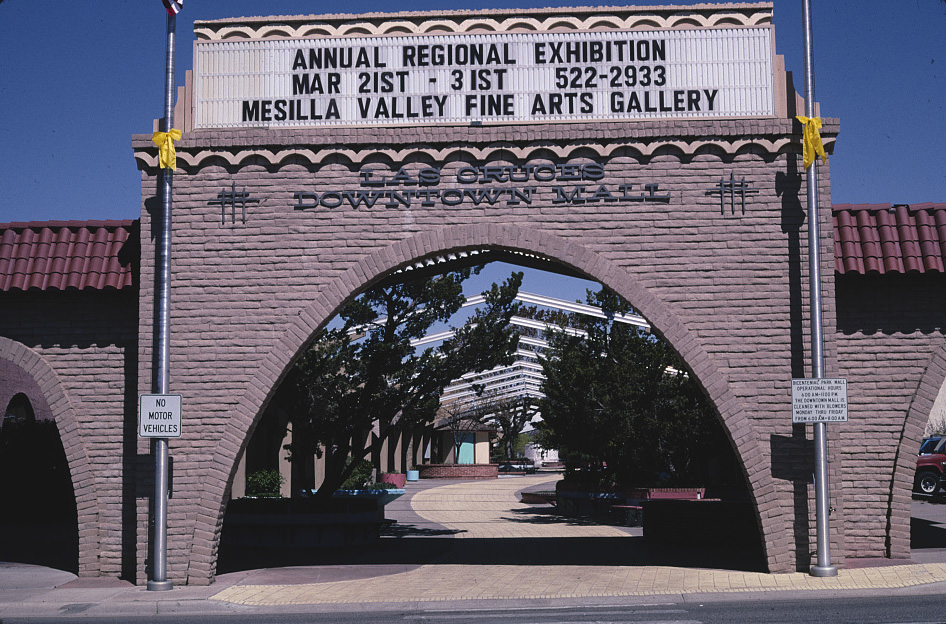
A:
[[3, 474, 946, 618]]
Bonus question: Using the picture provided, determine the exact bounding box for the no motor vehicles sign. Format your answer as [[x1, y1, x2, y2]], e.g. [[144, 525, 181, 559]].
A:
[[139, 394, 182, 438]]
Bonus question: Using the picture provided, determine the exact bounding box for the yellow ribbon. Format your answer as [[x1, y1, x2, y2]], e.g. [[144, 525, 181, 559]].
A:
[[796, 116, 827, 169], [152, 129, 182, 170]]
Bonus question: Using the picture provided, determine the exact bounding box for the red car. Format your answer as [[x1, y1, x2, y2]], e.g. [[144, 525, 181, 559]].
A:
[[915, 436, 946, 495]]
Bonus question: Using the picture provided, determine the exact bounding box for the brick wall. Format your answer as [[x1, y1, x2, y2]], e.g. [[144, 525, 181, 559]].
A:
[[4, 113, 942, 583], [836, 273, 946, 560], [128, 117, 845, 582], [0, 290, 138, 579]]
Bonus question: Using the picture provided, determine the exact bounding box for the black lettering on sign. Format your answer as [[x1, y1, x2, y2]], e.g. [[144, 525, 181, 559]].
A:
[[357, 96, 448, 119], [292, 46, 386, 70], [292, 72, 341, 95], [531, 93, 593, 115], [357, 71, 409, 94], [467, 68, 509, 90], [464, 94, 515, 116], [534, 39, 666, 64], [243, 99, 340, 122], [609, 89, 719, 114]]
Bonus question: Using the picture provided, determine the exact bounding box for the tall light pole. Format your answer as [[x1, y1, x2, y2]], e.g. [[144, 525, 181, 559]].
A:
[[801, 0, 837, 578]]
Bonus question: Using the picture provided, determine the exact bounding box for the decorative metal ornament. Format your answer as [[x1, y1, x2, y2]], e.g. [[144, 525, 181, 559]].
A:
[[209, 182, 259, 224], [709, 172, 758, 215]]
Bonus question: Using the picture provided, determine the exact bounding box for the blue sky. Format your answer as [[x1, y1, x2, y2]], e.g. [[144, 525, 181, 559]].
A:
[[1, 0, 943, 227]]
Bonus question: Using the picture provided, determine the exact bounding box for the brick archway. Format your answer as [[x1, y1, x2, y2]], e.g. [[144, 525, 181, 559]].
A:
[[185, 224, 788, 583], [0, 337, 102, 575]]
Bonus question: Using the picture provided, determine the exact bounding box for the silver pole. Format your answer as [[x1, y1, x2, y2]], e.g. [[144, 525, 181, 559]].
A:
[[801, 0, 837, 578], [148, 12, 176, 592]]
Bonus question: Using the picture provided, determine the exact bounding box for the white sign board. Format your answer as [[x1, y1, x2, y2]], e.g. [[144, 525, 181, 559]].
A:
[[194, 27, 774, 128], [139, 394, 182, 438], [791, 379, 848, 423]]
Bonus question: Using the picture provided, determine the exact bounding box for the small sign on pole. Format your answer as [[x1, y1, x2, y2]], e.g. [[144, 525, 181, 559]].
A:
[[792, 378, 847, 423], [139, 394, 182, 438]]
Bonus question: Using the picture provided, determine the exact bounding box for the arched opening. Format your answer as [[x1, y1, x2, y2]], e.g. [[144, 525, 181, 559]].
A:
[[3, 393, 35, 423], [0, 393, 78, 573], [214, 251, 765, 575], [183, 225, 789, 584], [911, 362, 946, 562]]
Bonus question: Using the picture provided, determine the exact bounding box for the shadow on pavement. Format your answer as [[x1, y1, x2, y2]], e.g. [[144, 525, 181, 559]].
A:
[[217, 518, 765, 575], [505, 506, 622, 526], [911, 496, 946, 551], [0, 522, 78, 575], [216, 478, 766, 577], [911, 517, 946, 549]]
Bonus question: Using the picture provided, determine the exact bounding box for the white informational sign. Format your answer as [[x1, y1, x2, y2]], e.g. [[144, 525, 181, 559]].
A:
[[139, 394, 182, 438], [791, 379, 848, 423], [194, 27, 774, 128]]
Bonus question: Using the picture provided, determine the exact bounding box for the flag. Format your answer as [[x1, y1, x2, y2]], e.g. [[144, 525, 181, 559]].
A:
[[162, 0, 183, 16]]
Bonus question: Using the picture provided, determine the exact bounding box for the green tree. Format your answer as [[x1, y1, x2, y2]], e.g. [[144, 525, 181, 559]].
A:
[[536, 288, 734, 489], [286, 268, 522, 499]]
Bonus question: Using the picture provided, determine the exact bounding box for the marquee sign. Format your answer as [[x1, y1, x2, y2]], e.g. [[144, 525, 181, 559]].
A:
[[194, 27, 774, 128]]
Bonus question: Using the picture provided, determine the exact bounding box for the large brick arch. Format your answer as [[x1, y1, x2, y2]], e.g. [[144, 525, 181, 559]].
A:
[[0, 337, 102, 575], [186, 224, 788, 583], [887, 346, 946, 558]]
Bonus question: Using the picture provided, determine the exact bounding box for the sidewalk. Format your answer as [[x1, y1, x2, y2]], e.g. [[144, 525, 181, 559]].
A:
[[3, 474, 946, 618]]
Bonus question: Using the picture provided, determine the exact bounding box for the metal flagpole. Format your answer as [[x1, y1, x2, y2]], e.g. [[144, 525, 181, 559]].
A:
[[148, 11, 177, 592], [801, 0, 837, 578]]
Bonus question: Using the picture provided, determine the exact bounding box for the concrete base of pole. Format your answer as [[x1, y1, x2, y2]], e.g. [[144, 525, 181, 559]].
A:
[[810, 565, 838, 577], [146, 580, 174, 591]]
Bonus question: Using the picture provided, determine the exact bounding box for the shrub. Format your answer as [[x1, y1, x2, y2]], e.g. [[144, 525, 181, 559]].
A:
[[340, 458, 374, 489], [365, 481, 399, 490], [245, 469, 284, 498]]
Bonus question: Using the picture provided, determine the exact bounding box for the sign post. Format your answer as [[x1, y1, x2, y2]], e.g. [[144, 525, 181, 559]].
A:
[[147, 8, 178, 593], [800, 0, 837, 578]]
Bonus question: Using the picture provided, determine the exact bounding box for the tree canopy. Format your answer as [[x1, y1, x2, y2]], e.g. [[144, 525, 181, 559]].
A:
[[536, 288, 740, 490], [285, 267, 523, 497]]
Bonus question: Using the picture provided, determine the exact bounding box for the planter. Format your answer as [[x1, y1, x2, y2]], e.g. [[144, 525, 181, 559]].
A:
[[406, 469, 419, 482], [221, 489, 405, 552], [379, 472, 406, 488], [334, 488, 405, 509], [416, 463, 498, 479], [520, 490, 556, 505]]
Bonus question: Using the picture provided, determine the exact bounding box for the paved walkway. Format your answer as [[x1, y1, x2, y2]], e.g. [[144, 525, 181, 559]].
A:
[[209, 475, 946, 606], [4, 475, 946, 618]]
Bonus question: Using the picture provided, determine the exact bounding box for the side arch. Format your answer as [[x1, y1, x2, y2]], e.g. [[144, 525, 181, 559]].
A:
[[186, 224, 790, 582], [0, 337, 102, 575], [888, 345, 946, 558]]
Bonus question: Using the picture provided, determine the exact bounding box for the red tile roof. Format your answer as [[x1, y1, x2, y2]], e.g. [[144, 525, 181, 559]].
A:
[[834, 203, 946, 275], [0, 220, 137, 292]]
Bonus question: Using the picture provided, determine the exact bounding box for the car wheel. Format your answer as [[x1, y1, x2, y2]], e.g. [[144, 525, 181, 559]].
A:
[[915, 471, 940, 495]]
